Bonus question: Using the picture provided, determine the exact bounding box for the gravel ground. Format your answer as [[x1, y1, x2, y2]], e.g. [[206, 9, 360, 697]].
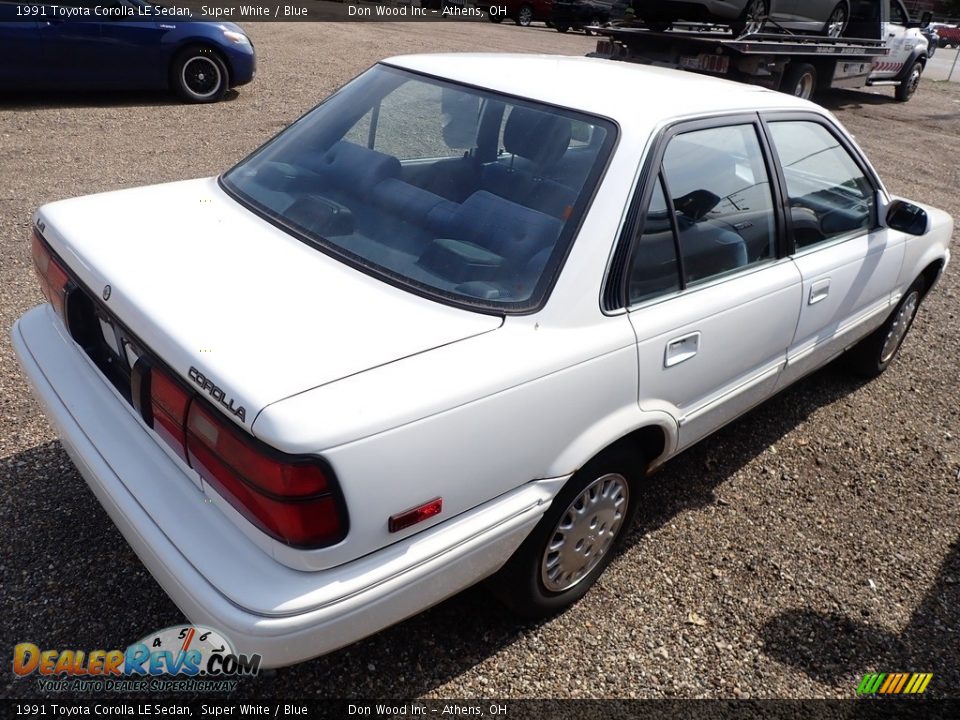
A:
[[1, 22, 958, 701]]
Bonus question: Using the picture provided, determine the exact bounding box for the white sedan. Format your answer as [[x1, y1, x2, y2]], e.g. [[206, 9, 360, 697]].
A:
[[14, 54, 952, 667]]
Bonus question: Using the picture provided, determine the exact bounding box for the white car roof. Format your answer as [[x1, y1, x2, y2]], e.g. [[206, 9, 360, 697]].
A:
[[383, 54, 819, 129]]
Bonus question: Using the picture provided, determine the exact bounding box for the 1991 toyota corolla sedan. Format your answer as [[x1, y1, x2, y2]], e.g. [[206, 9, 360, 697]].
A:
[[13, 54, 952, 667]]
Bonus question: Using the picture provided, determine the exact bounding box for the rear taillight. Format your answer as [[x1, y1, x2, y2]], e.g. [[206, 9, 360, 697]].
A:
[[147, 367, 345, 548], [31, 229, 70, 320], [150, 369, 191, 463]]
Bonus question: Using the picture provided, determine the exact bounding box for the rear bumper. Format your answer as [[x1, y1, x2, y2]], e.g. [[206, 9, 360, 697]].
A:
[[12, 305, 556, 667]]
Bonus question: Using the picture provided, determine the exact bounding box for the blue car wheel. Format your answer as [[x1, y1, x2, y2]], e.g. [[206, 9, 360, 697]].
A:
[[173, 46, 229, 103]]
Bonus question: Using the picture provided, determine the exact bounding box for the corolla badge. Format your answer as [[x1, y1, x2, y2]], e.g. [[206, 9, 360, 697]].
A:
[[189, 366, 247, 423], [102, 285, 112, 301]]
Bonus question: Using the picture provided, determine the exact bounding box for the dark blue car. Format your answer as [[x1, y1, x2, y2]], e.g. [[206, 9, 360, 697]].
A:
[[0, 0, 255, 102]]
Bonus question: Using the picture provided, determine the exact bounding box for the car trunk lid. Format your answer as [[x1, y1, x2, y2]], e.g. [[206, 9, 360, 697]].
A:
[[37, 177, 503, 438]]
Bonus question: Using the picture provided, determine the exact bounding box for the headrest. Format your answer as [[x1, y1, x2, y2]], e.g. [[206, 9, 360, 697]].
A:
[[309, 141, 401, 199], [503, 108, 572, 169]]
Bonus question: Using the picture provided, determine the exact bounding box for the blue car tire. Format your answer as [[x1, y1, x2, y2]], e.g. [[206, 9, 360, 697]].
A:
[[172, 46, 229, 104]]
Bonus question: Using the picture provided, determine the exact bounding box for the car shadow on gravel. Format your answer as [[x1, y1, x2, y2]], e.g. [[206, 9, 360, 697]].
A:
[[759, 540, 959, 697], [0, 89, 240, 111], [818, 89, 898, 110], [3, 361, 875, 700], [625, 359, 870, 541]]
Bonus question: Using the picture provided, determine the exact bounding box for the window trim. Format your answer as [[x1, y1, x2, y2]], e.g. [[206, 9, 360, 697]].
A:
[[758, 110, 882, 257], [606, 112, 789, 313]]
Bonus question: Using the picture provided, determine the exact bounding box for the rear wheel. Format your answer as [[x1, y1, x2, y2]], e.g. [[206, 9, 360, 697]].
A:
[[895, 61, 923, 102], [516, 4, 533, 26], [731, 0, 769, 37], [846, 278, 925, 378], [489, 449, 643, 618], [781, 63, 818, 100], [822, 2, 849, 38], [172, 46, 228, 103]]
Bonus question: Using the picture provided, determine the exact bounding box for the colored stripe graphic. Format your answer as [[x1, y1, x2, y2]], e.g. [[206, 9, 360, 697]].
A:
[[858, 672, 932, 695], [857, 673, 886, 694]]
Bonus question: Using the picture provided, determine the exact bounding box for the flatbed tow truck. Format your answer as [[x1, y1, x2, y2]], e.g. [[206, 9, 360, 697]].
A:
[[588, 0, 933, 102]]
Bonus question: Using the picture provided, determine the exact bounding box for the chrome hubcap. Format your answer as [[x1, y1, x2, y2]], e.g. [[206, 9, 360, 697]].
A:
[[541, 473, 629, 593], [743, 0, 768, 35], [826, 6, 847, 37], [794, 74, 814, 98], [880, 291, 919, 363], [908, 67, 921, 92]]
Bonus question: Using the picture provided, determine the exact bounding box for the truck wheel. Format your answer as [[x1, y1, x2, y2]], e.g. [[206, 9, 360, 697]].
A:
[[731, 0, 769, 37], [488, 448, 643, 618], [846, 278, 925, 378], [781, 63, 817, 100], [822, 2, 849, 38], [895, 61, 923, 102]]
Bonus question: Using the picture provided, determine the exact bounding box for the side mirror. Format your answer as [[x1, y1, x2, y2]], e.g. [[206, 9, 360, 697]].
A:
[[886, 199, 928, 236], [920, 11, 933, 29]]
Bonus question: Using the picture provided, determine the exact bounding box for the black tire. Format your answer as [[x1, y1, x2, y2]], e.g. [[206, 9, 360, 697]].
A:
[[488, 448, 643, 619], [895, 61, 923, 102], [781, 62, 818, 100], [845, 277, 925, 379], [730, 0, 768, 37], [487, 10, 502, 23], [556, 24, 569, 33], [516, 4, 533, 26], [172, 46, 228, 104], [822, 1, 849, 38]]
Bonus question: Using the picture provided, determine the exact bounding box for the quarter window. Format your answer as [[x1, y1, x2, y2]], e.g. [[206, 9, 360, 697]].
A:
[[767, 121, 875, 249], [627, 123, 776, 304], [628, 176, 681, 305]]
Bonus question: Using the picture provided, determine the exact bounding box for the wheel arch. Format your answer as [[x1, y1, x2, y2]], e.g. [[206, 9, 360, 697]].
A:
[[543, 407, 678, 480], [169, 40, 233, 89], [895, 48, 927, 83], [919, 258, 946, 299]]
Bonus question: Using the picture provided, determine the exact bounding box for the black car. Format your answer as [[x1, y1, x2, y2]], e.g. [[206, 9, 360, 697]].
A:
[[552, 0, 628, 33]]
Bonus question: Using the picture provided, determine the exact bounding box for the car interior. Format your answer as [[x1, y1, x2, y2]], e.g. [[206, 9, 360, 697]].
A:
[[227, 72, 611, 308]]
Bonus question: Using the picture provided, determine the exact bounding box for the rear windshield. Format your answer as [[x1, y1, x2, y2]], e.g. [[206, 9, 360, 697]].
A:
[[221, 64, 616, 312]]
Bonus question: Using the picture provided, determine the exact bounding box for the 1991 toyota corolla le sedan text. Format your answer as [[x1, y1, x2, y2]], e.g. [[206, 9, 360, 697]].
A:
[[13, 54, 952, 667]]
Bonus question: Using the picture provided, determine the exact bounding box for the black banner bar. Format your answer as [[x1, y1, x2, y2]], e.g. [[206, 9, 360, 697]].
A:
[[3, 700, 960, 720], [0, 1, 510, 23]]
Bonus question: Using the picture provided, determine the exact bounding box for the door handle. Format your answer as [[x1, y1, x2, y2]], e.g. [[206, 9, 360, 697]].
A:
[[665, 332, 700, 368], [809, 279, 831, 305]]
